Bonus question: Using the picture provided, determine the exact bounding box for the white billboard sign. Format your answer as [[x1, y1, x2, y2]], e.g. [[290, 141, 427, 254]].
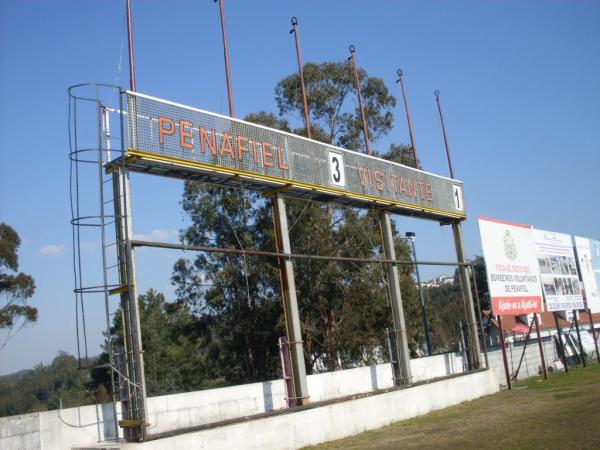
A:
[[478, 217, 543, 316], [532, 229, 584, 312], [574, 236, 600, 313]]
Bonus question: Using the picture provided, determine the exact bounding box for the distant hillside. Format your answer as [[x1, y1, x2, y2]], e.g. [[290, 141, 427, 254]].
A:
[[0, 351, 110, 417]]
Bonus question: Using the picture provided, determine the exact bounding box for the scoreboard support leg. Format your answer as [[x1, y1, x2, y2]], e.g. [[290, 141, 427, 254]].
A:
[[272, 194, 310, 406], [380, 212, 413, 385], [452, 221, 483, 369], [113, 167, 149, 440]]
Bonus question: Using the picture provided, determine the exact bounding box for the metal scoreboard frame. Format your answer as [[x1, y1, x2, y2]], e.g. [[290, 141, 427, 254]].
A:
[[69, 83, 483, 442], [122, 91, 467, 221]]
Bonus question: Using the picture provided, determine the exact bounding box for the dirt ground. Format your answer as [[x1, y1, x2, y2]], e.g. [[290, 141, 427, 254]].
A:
[[306, 364, 600, 450]]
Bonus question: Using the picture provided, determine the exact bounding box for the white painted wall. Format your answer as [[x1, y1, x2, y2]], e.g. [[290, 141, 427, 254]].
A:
[[74, 370, 499, 450], [0, 352, 468, 450]]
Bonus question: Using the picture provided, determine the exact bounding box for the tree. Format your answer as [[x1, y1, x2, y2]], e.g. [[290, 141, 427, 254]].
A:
[[0, 223, 36, 350], [171, 60, 423, 384], [275, 61, 396, 150], [0, 351, 103, 417]]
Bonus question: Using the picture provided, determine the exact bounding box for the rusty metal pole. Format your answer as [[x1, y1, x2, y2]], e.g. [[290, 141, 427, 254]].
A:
[[381, 212, 412, 385], [125, 0, 137, 92], [588, 309, 600, 363], [497, 315, 512, 390], [469, 265, 489, 368], [215, 0, 235, 117], [452, 222, 483, 369], [396, 69, 419, 168], [272, 194, 310, 405], [553, 312, 569, 373], [434, 89, 455, 179], [348, 45, 371, 155], [533, 313, 548, 379], [290, 17, 311, 139], [573, 310, 587, 367]]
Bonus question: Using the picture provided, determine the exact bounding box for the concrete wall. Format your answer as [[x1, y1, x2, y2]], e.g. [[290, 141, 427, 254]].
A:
[[486, 336, 559, 384], [0, 352, 467, 450], [75, 369, 499, 450]]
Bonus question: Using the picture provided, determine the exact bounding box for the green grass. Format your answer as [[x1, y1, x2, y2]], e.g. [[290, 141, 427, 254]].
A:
[[305, 364, 600, 450]]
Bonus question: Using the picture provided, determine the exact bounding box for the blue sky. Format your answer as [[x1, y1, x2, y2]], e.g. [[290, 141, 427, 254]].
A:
[[1, 1, 599, 375]]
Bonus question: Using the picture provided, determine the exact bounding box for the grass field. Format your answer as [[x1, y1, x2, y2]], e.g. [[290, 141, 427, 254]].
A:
[[306, 364, 600, 450]]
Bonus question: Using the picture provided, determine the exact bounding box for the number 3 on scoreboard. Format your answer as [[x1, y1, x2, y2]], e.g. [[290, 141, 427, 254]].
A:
[[328, 151, 346, 187]]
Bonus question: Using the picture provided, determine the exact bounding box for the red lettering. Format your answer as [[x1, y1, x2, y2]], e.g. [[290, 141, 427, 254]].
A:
[[262, 141, 274, 167], [277, 145, 289, 170], [391, 174, 399, 194], [179, 120, 193, 150], [158, 116, 175, 144], [237, 135, 249, 160], [375, 170, 384, 191], [220, 132, 235, 159], [251, 140, 258, 163], [407, 179, 417, 197], [200, 127, 217, 155], [399, 177, 408, 195], [425, 183, 433, 201], [357, 167, 368, 186]]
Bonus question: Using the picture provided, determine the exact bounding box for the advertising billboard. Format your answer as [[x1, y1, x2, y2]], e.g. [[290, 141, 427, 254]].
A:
[[122, 91, 466, 221], [573, 236, 600, 313], [532, 229, 584, 312], [478, 217, 543, 316]]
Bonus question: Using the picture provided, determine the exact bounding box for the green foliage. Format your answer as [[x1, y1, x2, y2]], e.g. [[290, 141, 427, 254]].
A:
[[0, 223, 37, 349], [425, 255, 490, 353], [382, 143, 420, 169], [171, 61, 424, 381], [275, 61, 396, 150], [425, 282, 463, 352], [0, 352, 106, 417]]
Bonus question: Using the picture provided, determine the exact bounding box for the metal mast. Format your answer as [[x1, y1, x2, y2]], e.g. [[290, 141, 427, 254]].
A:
[[396, 69, 419, 168], [348, 45, 371, 155], [290, 17, 311, 139], [434, 89, 455, 179], [125, 0, 137, 92], [215, 0, 236, 117]]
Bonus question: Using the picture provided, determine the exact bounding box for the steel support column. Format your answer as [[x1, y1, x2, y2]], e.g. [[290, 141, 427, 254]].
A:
[[452, 221, 482, 369], [113, 167, 148, 440], [573, 310, 586, 367], [497, 315, 512, 390], [272, 194, 309, 406], [588, 309, 600, 363], [534, 313, 548, 379], [380, 212, 412, 385]]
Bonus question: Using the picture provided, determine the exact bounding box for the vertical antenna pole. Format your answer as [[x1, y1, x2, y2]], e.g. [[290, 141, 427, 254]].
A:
[[125, 0, 137, 92], [434, 89, 455, 178], [215, 0, 236, 117], [348, 45, 371, 155], [396, 69, 419, 168], [290, 17, 311, 139]]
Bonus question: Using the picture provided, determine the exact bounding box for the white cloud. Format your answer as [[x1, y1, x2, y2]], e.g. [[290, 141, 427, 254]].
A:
[[133, 229, 179, 243], [39, 244, 65, 256]]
